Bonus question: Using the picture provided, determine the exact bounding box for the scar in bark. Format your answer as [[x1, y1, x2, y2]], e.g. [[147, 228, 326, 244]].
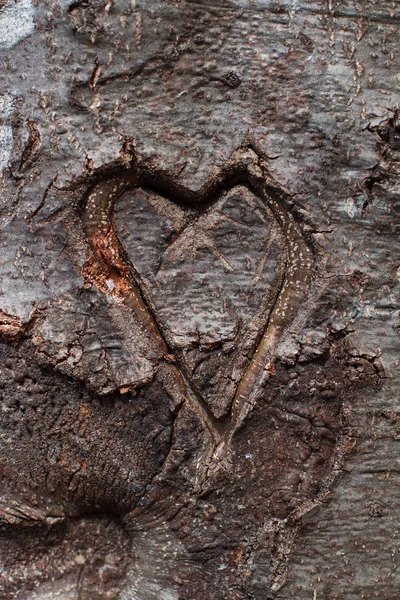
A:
[[79, 144, 314, 470]]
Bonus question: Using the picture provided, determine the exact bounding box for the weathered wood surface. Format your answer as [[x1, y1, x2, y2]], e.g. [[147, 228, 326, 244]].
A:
[[0, 1, 399, 598]]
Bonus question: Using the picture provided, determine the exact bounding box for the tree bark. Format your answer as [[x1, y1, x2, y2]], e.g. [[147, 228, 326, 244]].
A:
[[0, 1, 399, 599]]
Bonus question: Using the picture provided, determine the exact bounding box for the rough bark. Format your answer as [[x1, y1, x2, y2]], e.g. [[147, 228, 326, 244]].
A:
[[0, 1, 399, 599]]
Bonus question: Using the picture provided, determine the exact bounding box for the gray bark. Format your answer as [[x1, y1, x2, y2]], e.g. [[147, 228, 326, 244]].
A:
[[0, 1, 399, 599]]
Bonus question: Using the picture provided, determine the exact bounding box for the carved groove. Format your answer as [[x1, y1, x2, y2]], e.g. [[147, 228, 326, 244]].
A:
[[81, 144, 314, 463]]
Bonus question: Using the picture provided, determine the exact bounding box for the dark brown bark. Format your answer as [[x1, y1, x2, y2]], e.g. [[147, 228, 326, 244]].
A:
[[0, 1, 399, 599]]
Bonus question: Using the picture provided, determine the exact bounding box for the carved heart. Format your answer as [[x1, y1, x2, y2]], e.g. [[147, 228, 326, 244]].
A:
[[82, 147, 313, 452], [113, 184, 284, 418]]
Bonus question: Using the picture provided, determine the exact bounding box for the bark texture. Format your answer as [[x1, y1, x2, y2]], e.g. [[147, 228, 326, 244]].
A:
[[0, 1, 399, 599]]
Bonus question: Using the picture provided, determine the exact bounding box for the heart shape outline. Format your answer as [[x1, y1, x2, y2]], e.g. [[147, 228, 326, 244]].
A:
[[81, 143, 313, 461]]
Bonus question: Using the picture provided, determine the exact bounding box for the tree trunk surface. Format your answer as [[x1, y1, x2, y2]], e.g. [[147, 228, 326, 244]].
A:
[[0, 1, 399, 599]]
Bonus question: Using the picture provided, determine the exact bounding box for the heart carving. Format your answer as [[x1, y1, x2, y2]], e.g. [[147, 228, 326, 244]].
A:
[[113, 184, 284, 418], [81, 146, 313, 457]]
